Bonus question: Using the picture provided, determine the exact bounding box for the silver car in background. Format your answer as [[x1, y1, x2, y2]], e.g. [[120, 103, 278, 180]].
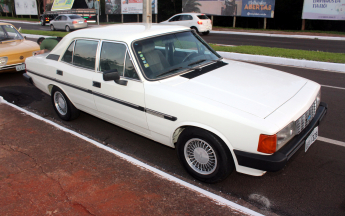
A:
[[50, 14, 88, 32]]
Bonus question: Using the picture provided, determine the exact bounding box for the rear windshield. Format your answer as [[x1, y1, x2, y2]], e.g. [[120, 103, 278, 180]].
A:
[[197, 15, 209, 20], [69, 15, 82, 19]]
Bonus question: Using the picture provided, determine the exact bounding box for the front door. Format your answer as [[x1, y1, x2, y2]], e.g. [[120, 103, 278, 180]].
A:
[[92, 41, 149, 135]]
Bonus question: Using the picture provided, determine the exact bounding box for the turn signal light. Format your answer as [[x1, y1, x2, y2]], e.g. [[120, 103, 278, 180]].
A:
[[257, 134, 277, 154], [197, 21, 203, 25], [72, 20, 78, 24]]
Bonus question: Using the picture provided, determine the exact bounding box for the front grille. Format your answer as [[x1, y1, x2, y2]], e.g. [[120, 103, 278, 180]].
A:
[[295, 100, 317, 134]]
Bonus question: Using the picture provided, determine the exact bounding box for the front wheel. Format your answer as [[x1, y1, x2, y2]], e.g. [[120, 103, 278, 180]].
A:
[[176, 127, 234, 183], [190, 26, 199, 34], [51, 87, 80, 121]]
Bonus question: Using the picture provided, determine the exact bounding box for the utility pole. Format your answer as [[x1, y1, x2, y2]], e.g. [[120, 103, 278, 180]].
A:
[[142, 0, 152, 23], [97, 0, 100, 25]]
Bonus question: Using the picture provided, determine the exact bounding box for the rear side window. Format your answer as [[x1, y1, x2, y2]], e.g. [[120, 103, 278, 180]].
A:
[[61, 41, 75, 64], [69, 15, 82, 19], [73, 39, 99, 70], [197, 15, 209, 19], [99, 42, 126, 75], [61, 16, 67, 21], [181, 15, 193, 20]]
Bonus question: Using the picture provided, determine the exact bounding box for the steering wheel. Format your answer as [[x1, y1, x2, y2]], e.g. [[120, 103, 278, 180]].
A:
[[182, 52, 197, 63]]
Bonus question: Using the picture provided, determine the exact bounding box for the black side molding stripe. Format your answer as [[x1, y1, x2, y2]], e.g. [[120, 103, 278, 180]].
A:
[[181, 61, 228, 79], [27, 70, 177, 121], [46, 54, 60, 61]]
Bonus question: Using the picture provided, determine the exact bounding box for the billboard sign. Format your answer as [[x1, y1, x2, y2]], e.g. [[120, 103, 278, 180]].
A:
[[182, 0, 275, 18], [302, 0, 345, 20], [0, 0, 12, 13], [51, 0, 75, 11], [14, 0, 38, 15], [105, 0, 157, 14]]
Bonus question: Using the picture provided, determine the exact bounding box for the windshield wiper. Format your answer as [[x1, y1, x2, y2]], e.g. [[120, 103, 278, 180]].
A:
[[188, 59, 206, 66], [156, 67, 183, 78]]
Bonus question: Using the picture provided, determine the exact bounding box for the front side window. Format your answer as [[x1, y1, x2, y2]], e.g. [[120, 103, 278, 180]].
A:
[[0, 25, 23, 42], [55, 16, 61, 21], [132, 31, 220, 80], [61, 41, 75, 63], [124, 52, 139, 80], [99, 42, 126, 75], [73, 39, 98, 70]]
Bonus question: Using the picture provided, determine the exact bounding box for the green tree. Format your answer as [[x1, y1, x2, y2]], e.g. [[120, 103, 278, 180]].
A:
[[182, 0, 201, 13]]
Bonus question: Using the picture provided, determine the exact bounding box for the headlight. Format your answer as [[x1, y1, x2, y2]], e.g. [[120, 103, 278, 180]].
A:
[[0, 57, 8, 67], [276, 121, 296, 151], [316, 90, 321, 108]]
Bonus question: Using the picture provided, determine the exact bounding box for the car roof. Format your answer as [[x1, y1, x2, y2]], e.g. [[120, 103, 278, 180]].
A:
[[51, 24, 190, 55], [173, 13, 206, 16]]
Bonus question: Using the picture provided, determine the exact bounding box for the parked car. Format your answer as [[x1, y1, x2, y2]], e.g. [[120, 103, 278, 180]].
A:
[[0, 22, 39, 73], [24, 24, 327, 183], [160, 13, 212, 35], [50, 14, 88, 32]]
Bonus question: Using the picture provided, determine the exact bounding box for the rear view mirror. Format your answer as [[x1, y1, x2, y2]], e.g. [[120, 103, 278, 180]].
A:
[[103, 69, 128, 86]]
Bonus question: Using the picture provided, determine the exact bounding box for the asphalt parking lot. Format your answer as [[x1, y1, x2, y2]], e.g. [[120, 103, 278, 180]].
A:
[[0, 61, 344, 215]]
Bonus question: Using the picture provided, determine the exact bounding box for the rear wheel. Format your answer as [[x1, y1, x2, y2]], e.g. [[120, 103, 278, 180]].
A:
[[190, 26, 199, 34], [65, 25, 70, 32], [202, 31, 210, 36], [51, 87, 80, 121], [176, 127, 234, 183], [50, 24, 55, 31]]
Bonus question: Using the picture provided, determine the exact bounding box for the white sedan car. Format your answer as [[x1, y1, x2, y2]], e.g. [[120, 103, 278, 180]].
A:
[[160, 13, 212, 35], [24, 24, 327, 183]]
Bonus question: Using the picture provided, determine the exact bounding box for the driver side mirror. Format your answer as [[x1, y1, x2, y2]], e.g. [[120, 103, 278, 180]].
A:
[[103, 69, 128, 86]]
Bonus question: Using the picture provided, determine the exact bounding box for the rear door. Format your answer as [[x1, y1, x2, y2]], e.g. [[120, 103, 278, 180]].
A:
[[57, 39, 99, 112], [60, 15, 68, 29]]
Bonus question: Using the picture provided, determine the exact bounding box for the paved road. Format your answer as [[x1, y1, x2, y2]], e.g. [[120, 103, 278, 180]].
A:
[[200, 33, 345, 53], [3, 20, 345, 53], [0, 62, 344, 216]]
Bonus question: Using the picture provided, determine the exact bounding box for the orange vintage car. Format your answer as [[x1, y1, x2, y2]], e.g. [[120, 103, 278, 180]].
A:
[[0, 22, 40, 73]]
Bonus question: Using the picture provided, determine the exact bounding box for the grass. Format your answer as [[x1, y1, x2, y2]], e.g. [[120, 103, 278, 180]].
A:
[[213, 26, 345, 36], [0, 16, 39, 22], [210, 44, 345, 64], [21, 29, 69, 37]]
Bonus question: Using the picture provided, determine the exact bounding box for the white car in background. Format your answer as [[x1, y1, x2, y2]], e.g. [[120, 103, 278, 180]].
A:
[[24, 24, 327, 183], [50, 14, 88, 32], [160, 13, 212, 35]]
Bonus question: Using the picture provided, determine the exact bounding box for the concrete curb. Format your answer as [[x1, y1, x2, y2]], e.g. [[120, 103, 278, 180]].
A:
[[0, 19, 40, 25], [211, 30, 345, 41], [23, 33, 48, 39], [218, 51, 345, 73]]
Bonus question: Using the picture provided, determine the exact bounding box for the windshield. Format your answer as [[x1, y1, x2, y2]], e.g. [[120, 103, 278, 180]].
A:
[[132, 31, 221, 80], [0, 24, 24, 42]]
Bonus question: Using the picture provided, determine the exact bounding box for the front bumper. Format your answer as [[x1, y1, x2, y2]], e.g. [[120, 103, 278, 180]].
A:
[[23, 73, 33, 85], [234, 102, 328, 172], [0, 63, 23, 72]]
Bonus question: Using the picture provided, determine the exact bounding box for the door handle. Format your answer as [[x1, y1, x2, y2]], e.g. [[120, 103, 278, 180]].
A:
[[93, 81, 101, 88], [56, 70, 63, 76]]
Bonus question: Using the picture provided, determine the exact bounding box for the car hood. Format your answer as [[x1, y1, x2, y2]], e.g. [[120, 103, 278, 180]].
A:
[[161, 59, 308, 119], [1, 40, 39, 56]]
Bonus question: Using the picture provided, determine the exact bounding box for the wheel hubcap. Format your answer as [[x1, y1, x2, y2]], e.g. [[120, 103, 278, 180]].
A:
[[54, 92, 67, 115], [184, 138, 217, 175]]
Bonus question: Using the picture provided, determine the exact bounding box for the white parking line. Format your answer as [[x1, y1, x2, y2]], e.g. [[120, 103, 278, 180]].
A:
[[317, 136, 345, 147], [321, 85, 345, 90], [0, 96, 262, 216]]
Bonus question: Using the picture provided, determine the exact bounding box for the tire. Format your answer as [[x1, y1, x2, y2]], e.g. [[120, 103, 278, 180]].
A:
[[190, 26, 199, 34], [202, 31, 210, 36], [51, 87, 80, 121], [176, 127, 234, 183], [41, 17, 45, 26], [50, 24, 55, 31], [65, 25, 70, 32]]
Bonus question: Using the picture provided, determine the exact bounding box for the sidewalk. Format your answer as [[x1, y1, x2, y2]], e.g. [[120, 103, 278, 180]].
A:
[[0, 98, 261, 216]]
